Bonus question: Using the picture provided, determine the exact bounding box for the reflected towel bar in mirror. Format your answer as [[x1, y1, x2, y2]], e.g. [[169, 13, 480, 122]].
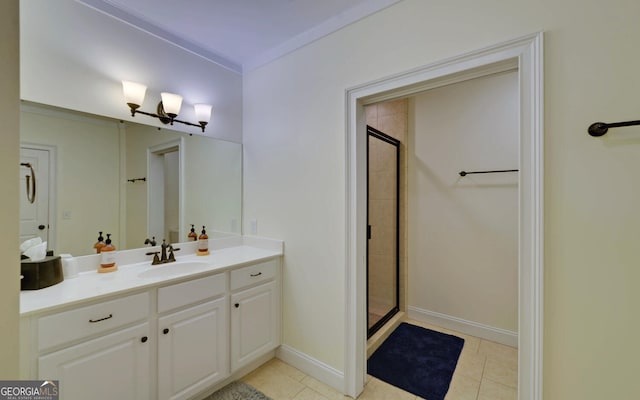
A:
[[127, 177, 146, 183], [459, 169, 518, 177]]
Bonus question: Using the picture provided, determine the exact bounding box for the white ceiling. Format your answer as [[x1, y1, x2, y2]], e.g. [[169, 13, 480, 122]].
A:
[[78, 0, 402, 73]]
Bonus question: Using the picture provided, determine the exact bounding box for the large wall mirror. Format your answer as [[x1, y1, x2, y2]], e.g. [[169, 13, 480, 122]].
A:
[[19, 102, 242, 257]]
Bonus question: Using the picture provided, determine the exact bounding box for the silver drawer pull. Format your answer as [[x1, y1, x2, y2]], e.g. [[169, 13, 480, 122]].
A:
[[89, 314, 113, 323], [250, 272, 262, 277]]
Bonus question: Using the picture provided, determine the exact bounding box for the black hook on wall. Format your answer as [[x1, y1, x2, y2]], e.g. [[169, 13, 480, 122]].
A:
[[588, 119, 640, 137]]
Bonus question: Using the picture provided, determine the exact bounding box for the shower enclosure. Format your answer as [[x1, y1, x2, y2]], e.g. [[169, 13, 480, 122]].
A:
[[367, 125, 400, 338]]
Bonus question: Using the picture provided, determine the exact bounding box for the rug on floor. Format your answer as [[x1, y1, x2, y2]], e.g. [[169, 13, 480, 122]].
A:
[[205, 381, 272, 400], [367, 323, 464, 400]]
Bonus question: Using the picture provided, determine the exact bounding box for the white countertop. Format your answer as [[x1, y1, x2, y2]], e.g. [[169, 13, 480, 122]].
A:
[[21, 237, 283, 316]]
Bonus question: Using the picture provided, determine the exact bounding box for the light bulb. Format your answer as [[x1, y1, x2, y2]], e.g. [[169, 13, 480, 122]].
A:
[[160, 92, 182, 117], [194, 104, 212, 124], [122, 81, 146, 108]]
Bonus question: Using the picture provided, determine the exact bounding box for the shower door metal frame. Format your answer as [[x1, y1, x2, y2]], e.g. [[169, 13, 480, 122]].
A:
[[366, 125, 400, 338]]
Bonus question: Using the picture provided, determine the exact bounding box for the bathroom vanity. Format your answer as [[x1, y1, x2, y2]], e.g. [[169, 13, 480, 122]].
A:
[[19, 237, 283, 400]]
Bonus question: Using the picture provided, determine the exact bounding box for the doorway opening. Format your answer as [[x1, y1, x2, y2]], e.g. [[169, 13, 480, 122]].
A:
[[148, 140, 182, 244], [364, 69, 520, 398], [345, 33, 543, 399]]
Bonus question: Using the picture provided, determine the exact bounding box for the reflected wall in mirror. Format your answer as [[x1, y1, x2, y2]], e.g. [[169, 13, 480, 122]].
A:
[[19, 102, 242, 256]]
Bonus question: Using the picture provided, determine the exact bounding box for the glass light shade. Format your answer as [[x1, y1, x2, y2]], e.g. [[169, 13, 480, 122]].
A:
[[194, 104, 212, 123], [122, 81, 147, 106], [160, 92, 182, 116]]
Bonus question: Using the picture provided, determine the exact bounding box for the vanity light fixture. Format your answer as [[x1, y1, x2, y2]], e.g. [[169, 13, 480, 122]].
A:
[[122, 80, 211, 132]]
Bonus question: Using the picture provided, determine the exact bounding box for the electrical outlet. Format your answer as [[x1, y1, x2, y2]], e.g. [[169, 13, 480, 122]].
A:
[[62, 211, 72, 220], [231, 218, 237, 233], [250, 219, 258, 235]]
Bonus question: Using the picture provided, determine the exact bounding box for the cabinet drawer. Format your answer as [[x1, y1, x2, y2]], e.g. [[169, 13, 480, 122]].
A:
[[230, 260, 277, 291], [158, 273, 226, 313], [38, 292, 149, 351]]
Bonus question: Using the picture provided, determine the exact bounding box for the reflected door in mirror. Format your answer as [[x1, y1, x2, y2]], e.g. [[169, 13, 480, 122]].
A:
[[148, 141, 180, 244], [20, 146, 51, 247]]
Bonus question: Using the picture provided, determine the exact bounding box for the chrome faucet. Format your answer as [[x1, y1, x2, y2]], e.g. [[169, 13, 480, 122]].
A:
[[145, 239, 180, 265]]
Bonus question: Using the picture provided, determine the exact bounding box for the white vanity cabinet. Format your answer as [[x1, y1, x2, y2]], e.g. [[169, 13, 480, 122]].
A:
[[230, 259, 281, 371], [34, 292, 151, 400], [20, 252, 282, 400], [157, 274, 228, 400]]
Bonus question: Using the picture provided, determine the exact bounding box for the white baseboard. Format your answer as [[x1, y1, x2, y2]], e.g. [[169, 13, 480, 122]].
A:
[[407, 306, 518, 348], [276, 344, 345, 394]]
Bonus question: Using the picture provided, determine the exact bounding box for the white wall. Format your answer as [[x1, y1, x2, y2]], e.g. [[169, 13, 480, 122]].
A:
[[0, 0, 20, 378], [408, 71, 518, 334], [243, 0, 640, 398], [20, 0, 243, 143], [243, 50, 348, 371]]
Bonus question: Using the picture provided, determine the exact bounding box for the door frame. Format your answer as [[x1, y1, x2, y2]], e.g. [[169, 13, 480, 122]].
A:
[[147, 138, 184, 242], [345, 32, 544, 399], [20, 143, 57, 251]]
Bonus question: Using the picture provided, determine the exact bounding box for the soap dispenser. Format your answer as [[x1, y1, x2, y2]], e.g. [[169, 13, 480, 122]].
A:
[[98, 233, 118, 273], [188, 224, 198, 241], [93, 231, 105, 254], [197, 226, 209, 256]]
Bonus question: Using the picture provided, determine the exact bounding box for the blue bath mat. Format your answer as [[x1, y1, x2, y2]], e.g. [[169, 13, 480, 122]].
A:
[[367, 323, 464, 400]]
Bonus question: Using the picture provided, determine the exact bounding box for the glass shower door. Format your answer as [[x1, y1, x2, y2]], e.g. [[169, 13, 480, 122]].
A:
[[367, 125, 400, 338]]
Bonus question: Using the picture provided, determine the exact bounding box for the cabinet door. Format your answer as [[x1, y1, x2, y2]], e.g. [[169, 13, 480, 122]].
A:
[[38, 323, 150, 400], [158, 297, 228, 400], [231, 280, 278, 371]]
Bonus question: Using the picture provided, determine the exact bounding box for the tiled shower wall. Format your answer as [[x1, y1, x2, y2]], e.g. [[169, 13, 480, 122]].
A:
[[365, 99, 408, 316]]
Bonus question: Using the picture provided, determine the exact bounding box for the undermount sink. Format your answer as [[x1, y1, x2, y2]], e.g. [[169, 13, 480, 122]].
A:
[[137, 261, 210, 279]]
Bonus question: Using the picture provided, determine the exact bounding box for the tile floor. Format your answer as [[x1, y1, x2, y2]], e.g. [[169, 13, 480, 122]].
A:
[[241, 319, 517, 400]]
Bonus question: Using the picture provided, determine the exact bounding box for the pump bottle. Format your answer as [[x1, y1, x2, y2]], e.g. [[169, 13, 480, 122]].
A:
[[99, 234, 118, 273], [197, 226, 209, 256], [188, 224, 198, 241], [93, 231, 105, 254]]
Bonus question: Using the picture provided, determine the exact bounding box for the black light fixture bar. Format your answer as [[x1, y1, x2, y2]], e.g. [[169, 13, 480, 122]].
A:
[[130, 106, 207, 132], [588, 120, 640, 137]]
